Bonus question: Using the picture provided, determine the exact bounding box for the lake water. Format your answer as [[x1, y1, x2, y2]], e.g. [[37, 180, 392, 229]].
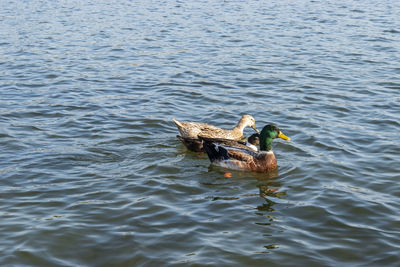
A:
[[1, 0, 399, 266]]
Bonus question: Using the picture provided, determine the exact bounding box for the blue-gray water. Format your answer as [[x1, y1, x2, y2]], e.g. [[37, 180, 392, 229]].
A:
[[1, 0, 399, 266]]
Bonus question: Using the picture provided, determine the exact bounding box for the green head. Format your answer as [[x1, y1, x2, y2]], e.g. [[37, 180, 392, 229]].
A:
[[259, 124, 290, 151]]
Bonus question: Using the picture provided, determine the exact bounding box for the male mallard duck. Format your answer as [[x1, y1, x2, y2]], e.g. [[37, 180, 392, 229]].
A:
[[201, 124, 290, 173], [173, 115, 258, 152]]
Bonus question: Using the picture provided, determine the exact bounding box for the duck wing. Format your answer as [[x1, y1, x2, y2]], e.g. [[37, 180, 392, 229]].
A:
[[199, 136, 255, 151], [200, 135, 259, 152], [174, 120, 223, 138], [200, 137, 258, 163]]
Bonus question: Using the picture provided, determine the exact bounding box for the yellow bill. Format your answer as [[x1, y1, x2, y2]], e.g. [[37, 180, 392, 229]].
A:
[[278, 131, 290, 141]]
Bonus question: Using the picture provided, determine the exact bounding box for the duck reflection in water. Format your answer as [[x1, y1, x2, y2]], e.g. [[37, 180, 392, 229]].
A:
[[256, 173, 284, 214]]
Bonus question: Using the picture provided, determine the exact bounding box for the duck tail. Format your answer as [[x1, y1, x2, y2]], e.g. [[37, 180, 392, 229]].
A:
[[202, 140, 229, 163], [172, 118, 183, 128]]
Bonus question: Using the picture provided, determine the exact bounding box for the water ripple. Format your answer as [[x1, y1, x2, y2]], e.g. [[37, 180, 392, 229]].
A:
[[1, 0, 400, 266]]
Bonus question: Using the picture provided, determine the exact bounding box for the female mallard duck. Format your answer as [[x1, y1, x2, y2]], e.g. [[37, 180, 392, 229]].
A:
[[201, 124, 290, 173], [173, 115, 258, 152]]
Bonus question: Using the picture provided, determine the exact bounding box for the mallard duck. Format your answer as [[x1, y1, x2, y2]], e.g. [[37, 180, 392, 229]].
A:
[[173, 115, 258, 152], [201, 124, 290, 173]]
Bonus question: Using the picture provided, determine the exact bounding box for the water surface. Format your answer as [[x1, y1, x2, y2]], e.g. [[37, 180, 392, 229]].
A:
[[0, 0, 399, 266]]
